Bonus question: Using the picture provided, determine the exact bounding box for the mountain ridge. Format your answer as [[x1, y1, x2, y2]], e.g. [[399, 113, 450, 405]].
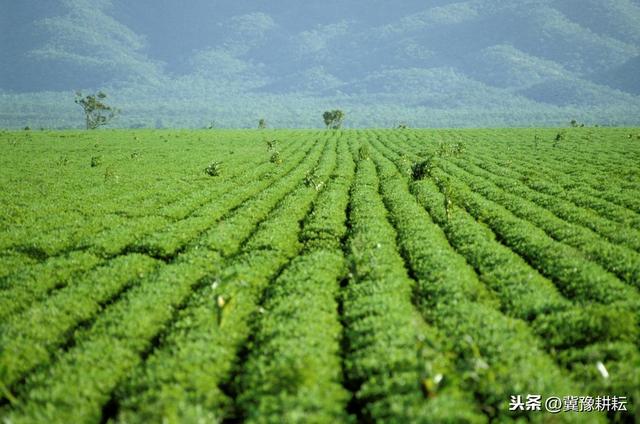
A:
[[1, 0, 639, 128]]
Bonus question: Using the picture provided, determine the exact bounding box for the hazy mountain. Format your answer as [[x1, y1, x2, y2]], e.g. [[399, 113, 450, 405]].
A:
[[1, 0, 639, 128]]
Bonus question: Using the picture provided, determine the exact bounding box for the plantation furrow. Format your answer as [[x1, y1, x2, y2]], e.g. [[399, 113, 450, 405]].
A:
[[0, 137, 331, 423], [0, 214, 124, 259], [0, 251, 103, 319], [6, 140, 305, 264], [428, 169, 640, 312], [4, 131, 283, 224], [84, 142, 300, 259], [112, 136, 338, 423], [105, 139, 307, 259], [463, 137, 640, 214], [481, 129, 640, 177], [0, 143, 322, 314], [401, 130, 640, 202], [465, 150, 640, 230], [339, 137, 486, 423], [377, 134, 640, 307], [234, 139, 354, 422], [369, 135, 640, 406], [152, 138, 302, 220], [78, 140, 302, 257], [438, 159, 640, 287], [237, 250, 351, 423], [0, 137, 302, 260], [132, 139, 314, 259], [0, 249, 223, 423], [0, 254, 160, 391], [369, 135, 570, 320], [0, 252, 37, 280], [2, 128, 639, 423], [153, 141, 300, 220], [364, 135, 597, 423]]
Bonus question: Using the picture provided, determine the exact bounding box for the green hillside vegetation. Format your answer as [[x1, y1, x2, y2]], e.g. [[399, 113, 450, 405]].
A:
[[1, 0, 640, 128]]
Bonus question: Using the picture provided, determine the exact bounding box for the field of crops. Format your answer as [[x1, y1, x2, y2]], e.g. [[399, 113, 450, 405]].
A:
[[1, 128, 639, 423]]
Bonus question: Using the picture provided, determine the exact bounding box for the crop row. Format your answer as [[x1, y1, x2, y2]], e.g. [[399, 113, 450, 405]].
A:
[[382, 133, 640, 305], [0, 137, 331, 422], [0, 134, 303, 259], [371, 133, 639, 415], [0, 139, 311, 320], [79, 139, 304, 258], [459, 150, 640, 241], [0, 254, 160, 390], [400, 129, 640, 214], [445, 130, 640, 214], [365, 134, 597, 423], [113, 135, 338, 422], [375, 135, 640, 328], [0, 251, 102, 320], [236, 139, 354, 421], [340, 137, 486, 423], [1, 130, 280, 224], [133, 139, 313, 259], [438, 159, 640, 286], [463, 149, 640, 231], [0, 252, 37, 280]]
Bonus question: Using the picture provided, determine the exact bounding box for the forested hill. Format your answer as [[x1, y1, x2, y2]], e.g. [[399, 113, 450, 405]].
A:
[[1, 0, 640, 128]]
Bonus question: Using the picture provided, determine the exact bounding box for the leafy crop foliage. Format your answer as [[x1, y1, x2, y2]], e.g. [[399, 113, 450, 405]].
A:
[[0, 128, 638, 423], [204, 161, 221, 177]]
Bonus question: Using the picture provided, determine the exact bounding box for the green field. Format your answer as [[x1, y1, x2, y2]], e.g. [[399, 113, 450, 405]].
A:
[[1, 128, 639, 423]]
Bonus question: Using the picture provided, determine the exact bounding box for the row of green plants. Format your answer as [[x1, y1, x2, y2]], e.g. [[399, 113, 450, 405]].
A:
[[0, 248, 223, 423], [193, 139, 330, 257], [0, 254, 159, 391], [0, 133, 333, 421], [340, 137, 486, 423], [86, 140, 305, 259], [365, 135, 589, 423], [114, 136, 338, 422], [457, 152, 640, 246], [380, 134, 639, 308], [157, 136, 301, 220], [0, 251, 102, 321], [0, 252, 37, 280], [463, 143, 640, 226], [400, 128, 639, 196], [0, 129, 330, 418], [451, 130, 640, 215], [0, 139, 310, 332], [235, 138, 353, 422], [371, 133, 639, 418], [438, 159, 640, 287], [0, 212, 122, 258], [468, 135, 640, 223], [133, 140, 315, 259], [0, 131, 301, 260]]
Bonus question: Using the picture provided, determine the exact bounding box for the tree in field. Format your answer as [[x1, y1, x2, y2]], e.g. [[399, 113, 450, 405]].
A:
[[570, 119, 585, 128], [258, 118, 267, 129], [75, 91, 119, 129], [322, 110, 345, 129]]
